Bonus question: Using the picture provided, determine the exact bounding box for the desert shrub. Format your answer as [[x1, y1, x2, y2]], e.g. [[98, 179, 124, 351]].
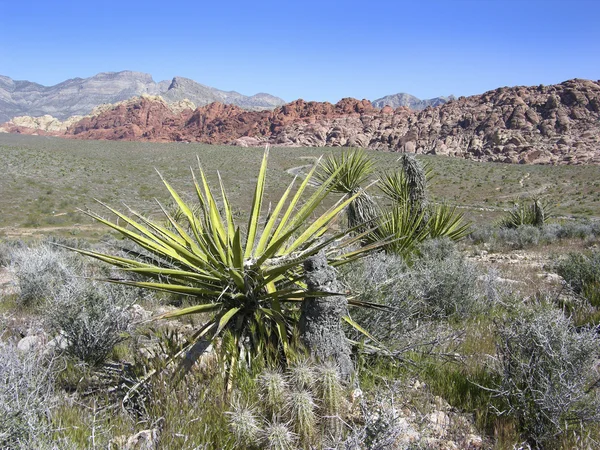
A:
[[497, 225, 541, 249], [0, 339, 57, 449], [555, 251, 600, 314], [341, 239, 489, 347], [470, 221, 600, 251], [556, 251, 600, 295], [9, 243, 80, 308], [492, 306, 600, 447], [45, 279, 132, 366]]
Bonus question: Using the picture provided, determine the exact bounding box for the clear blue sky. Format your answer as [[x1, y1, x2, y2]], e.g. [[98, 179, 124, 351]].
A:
[[1, 0, 599, 102]]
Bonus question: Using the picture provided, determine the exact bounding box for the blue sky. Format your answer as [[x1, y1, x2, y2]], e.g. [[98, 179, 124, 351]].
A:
[[2, 0, 599, 102]]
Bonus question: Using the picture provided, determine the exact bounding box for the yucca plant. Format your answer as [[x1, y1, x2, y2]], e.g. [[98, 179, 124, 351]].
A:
[[397, 153, 431, 215], [316, 149, 378, 232], [66, 150, 384, 387], [363, 203, 429, 261], [375, 156, 470, 257], [499, 197, 552, 229], [427, 203, 471, 241]]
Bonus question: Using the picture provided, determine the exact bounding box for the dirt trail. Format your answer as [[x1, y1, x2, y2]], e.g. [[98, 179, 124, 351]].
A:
[[0, 224, 104, 238]]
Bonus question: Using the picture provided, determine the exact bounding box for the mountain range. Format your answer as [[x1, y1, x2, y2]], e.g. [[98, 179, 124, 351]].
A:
[[0, 71, 453, 124], [0, 71, 287, 123]]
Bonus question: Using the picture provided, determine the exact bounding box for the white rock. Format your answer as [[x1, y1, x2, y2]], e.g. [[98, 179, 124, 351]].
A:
[[17, 335, 43, 352]]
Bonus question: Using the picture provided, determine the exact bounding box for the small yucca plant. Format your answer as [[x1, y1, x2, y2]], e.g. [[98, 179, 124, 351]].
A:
[[499, 197, 552, 229], [375, 155, 470, 258], [316, 149, 378, 232], [363, 203, 429, 260]]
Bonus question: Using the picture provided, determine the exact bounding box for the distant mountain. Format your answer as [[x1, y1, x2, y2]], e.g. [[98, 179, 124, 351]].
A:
[[0, 71, 286, 122], [372, 93, 455, 110]]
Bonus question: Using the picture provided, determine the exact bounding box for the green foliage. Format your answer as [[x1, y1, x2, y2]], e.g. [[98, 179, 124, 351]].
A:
[[499, 198, 552, 229], [555, 251, 600, 325], [427, 203, 471, 241], [316, 148, 378, 231], [316, 148, 375, 195], [555, 251, 600, 300], [374, 154, 470, 259], [69, 150, 380, 384], [362, 203, 428, 260]]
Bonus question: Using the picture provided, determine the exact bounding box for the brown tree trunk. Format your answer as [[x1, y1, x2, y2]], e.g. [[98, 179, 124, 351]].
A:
[[299, 251, 353, 380]]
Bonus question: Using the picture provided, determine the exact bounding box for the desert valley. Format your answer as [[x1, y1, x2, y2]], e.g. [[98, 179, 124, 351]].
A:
[[1, 55, 600, 450]]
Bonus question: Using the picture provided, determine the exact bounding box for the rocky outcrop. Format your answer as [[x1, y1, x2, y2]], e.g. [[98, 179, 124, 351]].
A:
[[3, 79, 600, 165], [278, 79, 600, 165], [0, 71, 286, 122]]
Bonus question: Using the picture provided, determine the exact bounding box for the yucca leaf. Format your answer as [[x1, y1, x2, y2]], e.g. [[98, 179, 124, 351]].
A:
[[103, 279, 223, 297], [244, 149, 269, 259], [216, 307, 241, 336], [218, 171, 236, 245], [285, 188, 363, 253], [342, 315, 381, 345], [156, 302, 223, 319], [255, 175, 296, 255], [270, 157, 322, 243]]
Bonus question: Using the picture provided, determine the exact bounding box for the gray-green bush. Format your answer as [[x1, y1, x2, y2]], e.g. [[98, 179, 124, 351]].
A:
[[492, 306, 600, 447], [10, 243, 80, 307], [343, 239, 485, 331], [45, 279, 133, 366], [0, 340, 56, 449]]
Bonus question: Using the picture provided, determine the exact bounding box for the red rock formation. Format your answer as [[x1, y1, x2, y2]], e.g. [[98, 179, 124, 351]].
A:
[[3, 79, 600, 165]]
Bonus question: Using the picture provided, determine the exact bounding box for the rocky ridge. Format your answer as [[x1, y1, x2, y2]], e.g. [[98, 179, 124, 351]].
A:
[[0, 71, 286, 123], [3, 78, 600, 165]]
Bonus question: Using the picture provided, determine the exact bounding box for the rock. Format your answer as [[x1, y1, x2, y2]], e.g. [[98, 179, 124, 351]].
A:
[[109, 429, 159, 450], [427, 411, 451, 437], [127, 304, 152, 322], [46, 333, 68, 351], [464, 433, 484, 448], [17, 335, 44, 352]]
